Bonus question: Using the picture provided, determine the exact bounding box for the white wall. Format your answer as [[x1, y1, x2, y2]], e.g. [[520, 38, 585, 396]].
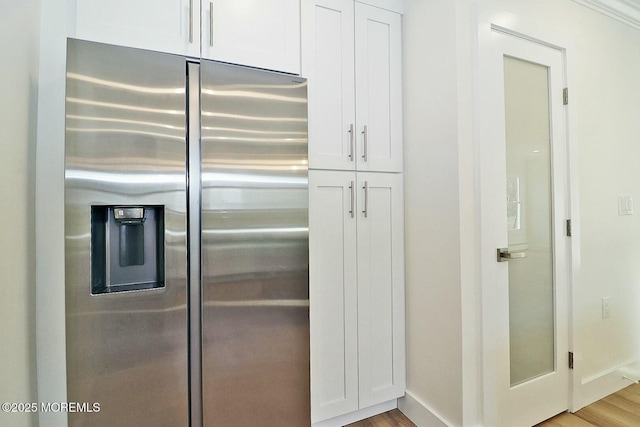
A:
[[0, 1, 41, 426], [400, 0, 476, 425]]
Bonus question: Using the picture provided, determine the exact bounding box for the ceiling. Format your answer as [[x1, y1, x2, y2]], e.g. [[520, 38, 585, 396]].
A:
[[572, 0, 640, 30]]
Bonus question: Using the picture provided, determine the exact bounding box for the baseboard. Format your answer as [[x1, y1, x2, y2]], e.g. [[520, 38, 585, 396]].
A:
[[574, 359, 640, 411], [398, 391, 454, 427], [311, 399, 397, 427]]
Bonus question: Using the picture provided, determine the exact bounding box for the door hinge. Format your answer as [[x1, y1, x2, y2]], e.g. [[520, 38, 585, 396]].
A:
[[563, 88, 569, 105], [566, 219, 572, 237], [569, 351, 574, 369]]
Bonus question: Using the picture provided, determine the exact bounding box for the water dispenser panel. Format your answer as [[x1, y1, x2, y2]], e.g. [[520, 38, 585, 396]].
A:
[[91, 205, 165, 294]]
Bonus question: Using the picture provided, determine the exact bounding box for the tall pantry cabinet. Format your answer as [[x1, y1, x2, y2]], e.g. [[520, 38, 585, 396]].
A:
[[302, 0, 406, 423]]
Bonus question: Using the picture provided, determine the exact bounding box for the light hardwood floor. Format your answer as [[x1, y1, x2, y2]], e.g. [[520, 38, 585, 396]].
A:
[[537, 383, 640, 426], [346, 409, 416, 427], [347, 384, 640, 427]]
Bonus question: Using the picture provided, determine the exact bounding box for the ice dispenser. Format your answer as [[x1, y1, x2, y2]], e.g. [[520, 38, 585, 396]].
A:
[[91, 206, 165, 294]]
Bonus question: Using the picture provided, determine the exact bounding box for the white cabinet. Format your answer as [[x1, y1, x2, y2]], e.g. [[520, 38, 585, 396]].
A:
[[303, 0, 402, 172], [200, 0, 300, 74], [355, 172, 405, 409], [75, 0, 201, 58], [353, 3, 403, 172], [305, 1, 405, 422], [309, 170, 405, 423], [309, 171, 359, 422], [74, 0, 300, 74]]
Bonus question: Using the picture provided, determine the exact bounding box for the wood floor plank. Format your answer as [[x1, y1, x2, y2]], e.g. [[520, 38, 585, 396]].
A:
[[575, 399, 640, 426], [348, 384, 640, 427], [346, 409, 416, 427], [616, 387, 640, 405], [536, 412, 598, 427], [618, 383, 640, 400], [603, 393, 640, 417]]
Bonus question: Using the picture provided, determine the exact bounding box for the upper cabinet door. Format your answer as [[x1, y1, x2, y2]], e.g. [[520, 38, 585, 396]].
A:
[[201, 0, 301, 74], [75, 0, 201, 58], [355, 3, 402, 172], [303, 0, 356, 171]]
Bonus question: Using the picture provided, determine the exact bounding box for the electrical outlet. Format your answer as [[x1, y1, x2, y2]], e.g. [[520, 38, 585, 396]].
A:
[[602, 297, 611, 318]]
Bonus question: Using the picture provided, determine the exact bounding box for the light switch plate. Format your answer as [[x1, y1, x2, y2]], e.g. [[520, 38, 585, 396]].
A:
[[618, 196, 633, 215]]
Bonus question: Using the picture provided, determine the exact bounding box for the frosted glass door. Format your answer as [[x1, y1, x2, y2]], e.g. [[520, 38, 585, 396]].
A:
[[504, 56, 554, 386]]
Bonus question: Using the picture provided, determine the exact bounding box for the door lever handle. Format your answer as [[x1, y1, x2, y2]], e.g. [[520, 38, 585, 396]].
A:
[[497, 248, 527, 262]]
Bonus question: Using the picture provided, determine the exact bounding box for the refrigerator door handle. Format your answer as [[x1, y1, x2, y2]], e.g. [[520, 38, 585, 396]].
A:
[[187, 61, 203, 427]]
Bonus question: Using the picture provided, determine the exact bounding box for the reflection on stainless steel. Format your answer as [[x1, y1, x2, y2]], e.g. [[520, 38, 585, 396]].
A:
[[202, 125, 306, 135], [67, 114, 185, 130], [201, 88, 307, 103], [66, 128, 185, 141], [201, 171, 307, 186], [203, 227, 308, 235], [202, 110, 307, 122], [204, 300, 310, 307], [64, 39, 188, 427], [65, 39, 309, 427], [66, 72, 186, 94], [200, 61, 309, 427], [66, 97, 184, 115]]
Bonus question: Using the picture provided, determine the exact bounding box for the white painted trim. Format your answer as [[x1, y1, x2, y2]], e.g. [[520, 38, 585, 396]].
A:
[[573, 359, 640, 411], [477, 13, 578, 425], [36, 1, 73, 427], [459, 0, 483, 425], [490, 24, 566, 51], [356, 0, 403, 14], [571, 0, 640, 31], [581, 358, 640, 384], [311, 399, 397, 427], [398, 391, 457, 427]]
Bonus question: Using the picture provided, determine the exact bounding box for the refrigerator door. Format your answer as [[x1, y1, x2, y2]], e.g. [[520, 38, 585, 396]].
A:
[[65, 39, 188, 426], [200, 61, 310, 426]]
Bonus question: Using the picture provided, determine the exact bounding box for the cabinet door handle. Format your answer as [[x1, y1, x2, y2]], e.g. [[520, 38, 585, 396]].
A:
[[209, 2, 214, 47], [189, 0, 194, 43], [349, 180, 355, 218], [362, 125, 368, 162], [348, 124, 354, 161], [362, 181, 368, 218]]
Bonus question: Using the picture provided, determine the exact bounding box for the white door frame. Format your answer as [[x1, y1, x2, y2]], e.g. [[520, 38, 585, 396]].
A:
[[477, 15, 581, 425]]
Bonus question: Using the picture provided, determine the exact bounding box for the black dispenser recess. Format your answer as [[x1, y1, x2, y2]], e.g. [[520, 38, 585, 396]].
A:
[[91, 206, 165, 294]]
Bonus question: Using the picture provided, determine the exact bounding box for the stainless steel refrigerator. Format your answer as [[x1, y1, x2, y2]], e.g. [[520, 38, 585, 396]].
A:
[[64, 39, 309, 427]]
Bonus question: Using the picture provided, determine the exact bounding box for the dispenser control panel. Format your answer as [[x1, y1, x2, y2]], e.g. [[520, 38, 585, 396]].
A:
[[90, 205, 165, 294]]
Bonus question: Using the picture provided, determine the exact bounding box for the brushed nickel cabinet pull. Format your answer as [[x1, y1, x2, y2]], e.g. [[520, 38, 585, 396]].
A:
[[209, 3, 214, 47], [362, 125, 368, 162], [349, 181, 355, 218], [189, 0, 194, 43], [362, 181, 368, 217], [348, 124, 354, 161]]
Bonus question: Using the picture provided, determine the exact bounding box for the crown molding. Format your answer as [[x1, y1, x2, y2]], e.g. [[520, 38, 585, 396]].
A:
[[572, 0, 640, 31]]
